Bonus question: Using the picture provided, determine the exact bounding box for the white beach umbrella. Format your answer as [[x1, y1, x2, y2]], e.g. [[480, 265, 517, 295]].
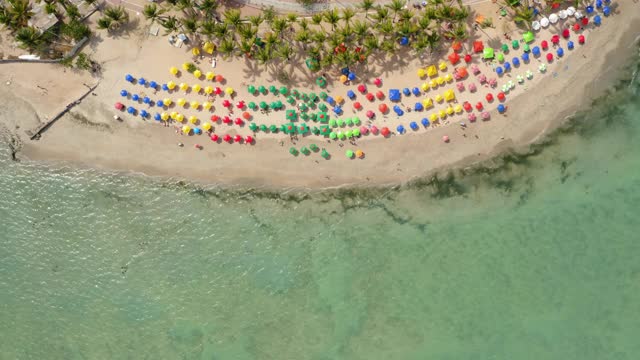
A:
[[526, 70, 534, 79], [532, 21, 541, 31], [517, 75, 524, 83], [567, 7, 576, 16], [575, 11, 584, 19], [540, 17, 550, 28], [508, 80, 515, 89], [539, 63, 547, 72], [502, 85, 510, 93], [558, 10, 568, 19], [549, 14, 559, 24]]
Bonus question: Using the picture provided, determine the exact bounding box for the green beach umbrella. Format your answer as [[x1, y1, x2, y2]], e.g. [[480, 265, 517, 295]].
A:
[[353, 117, 361, 125], [287, 96, 295, 104], [321, 149, 330, 159], [309, 113, 317, 121], [483, 47, 494, 59], [259, 124, 268, 132], [270, 101, 278, 109], [269, 124, 278, 133], [279, 86, 288, 95], [501, 43, 509, 53], [345, 149, 354, 158], [345, 118, 353, 126], [258, 85, 267, 94], [311, 126, 320, 135], [329, 132, 337, 140], [329, 119, 337, 127], [248, 101, 257, 110], [286, 110, 297, 121], [291, 89, 300, 98], [306, 101, 315, 109], [317, 112, 328, 123], [259, 101, 268, 109], [523, 31, 534, 43], [280, 124, 287, 132], [512, 39, 519, 49], [318, 103, 328, 112], [309, 143, 319, 152], [337, 132, 346, 140], [497, 52, 505, 62], [249, 122, 258, 131], [275, 100, 283, 109], [289, 147, 298, 156], [308, 92, 318, 101], [316, 76, 327, 87], [298, 124, 309, 134], [284, 123, 296, 134], [319, 125, 330, 135], [523, 43, 530, 52], [247, 85, 256, 94], [300, 93, 309, 102], [299, 103, 308, 112], [269, 85, 277, 94], [300, 113, 309, 121], [337, 119, 346, 127], [300, 146, 310, 155], [352, 128, 361, 137], [319, 91, 328, 100]]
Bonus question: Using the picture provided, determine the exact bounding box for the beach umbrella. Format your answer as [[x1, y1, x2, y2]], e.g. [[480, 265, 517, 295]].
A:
[[329, 132, 337, 140], [137, 78, 146, 86], [444, 74, 454, 82], [512, 57, 520, 67], [170, 111, 178, 120], [476, 102, 484, 111], [442, 135, 450, 143], [154, 113, 161, 121], [162, 84, 169, 91], [393, 105, 404, 116], [210, 115, 220, 123], [497, 104, 506, 113], [115, 102, 124, 110], [551, 35, 560, 45], [438, 61, 447, 71], [364, 93, 374, 102], [435, 94, 443, 103], [177, 98, 186, 107], [526, 70, 533, 79], [421, 83, 429, 92], [557, 48, 564, 57], [532, 46, 541, 56], [279, 86, 288, 95], [247, 101, 257, 110], [182, 125, 191, 135], [473, 40, 484, 53], [421, 118, 430, 127], [169, 67, 178, 75], [454, 105, 463, 113], [540, 17, 549, 28], [523, 44, 530, 52], [412, 87, 421, 96], [224, 134, 232, 142], [456, 82, 465, 91], [497, 92, 506, 101], [573, 23, 581, 32], [468, 113, 477, 122], [517, 75, 524, 83], [403, 88, 411, 96], [596, 0, 603, 8], [488, 78, 498, 87], [575, 10, 583, 19], [188, 115, 197, 124], [225, 87, 234, 96], [245, 135, 254, 144], [471, 64, 480, 75], [346, 90, 356, 99], [409, 122, 418, 131], [236, 100, 245, 109], [375, 91, 384, 100], [532, 21, 541, 31], [234, 135, 243, 143], [539, 63, 547, 72], [381, 127, 391, 137], [242, 112, 251, 120], [455, 68, 468, 81], [559, 10, 568, 19], [464, 54, 472, 63], [258, 124, 267, 132], [354, 101, 362, 110], [249, 122, 258, 131], [436, 77, 445, 85], [430, 113, 438, 122], [483, 47, 494, 60], [371, 78, 382, 87], [522, 53, 530, 62], [326, 96, 335, 105], [206, 71, 215, 80], [481, 112, 490, 120], [179, 82, 189, 91], [352, 117, 361, 125], [269, 85, 277, 94], [247, 85, 256, 94], [167, 81, 178, 91], [594, 15, 602, 26], [451, 41, 462, 52], [125, 74, 134, 82], [120, 90, 128, 97], [333, 106, 342, 115], [468, 83, 478, 92], [378, 103, 388, 113], [193, 70, 202, 79], [578, 35, 585, 44], [318, 103, 328, 112], [340, 75, 348, 83], [414, 102, 424, 111], [143, 96, 151, 104], [215, 74, 224, 82], [562, 28, 570, 39], [541, 40, 549, 50], [429, 80, 438, 88], [259, 101, 268, 109], [496, 66, 504, 76], [546, 53, 554, 62], [270, 124, 278, 133], [501, 44, 509, 53], [448, 52, 461, 65], [523, 31, 534, 43], [463, 101, 472, 112], [348, 72, 356, 81], [497, 52, 505, 63], [345, 149, 354, 158], [258, 85, 267, 94], [417, 68, 426, 78], [486, 93, 494, 102], [222, 99, 231, 108], [360, 126, 369, 135], [445, 106, 454, 115], [370, 125, 379, 135], [203, 86, 214, 95], [190, 101, 200, 109], [366, 110, 375, 119], [504, 62, 511, 71], [568, 41, 574, 50], [234, 118, 244, 126], [127, 106, 136, 114]]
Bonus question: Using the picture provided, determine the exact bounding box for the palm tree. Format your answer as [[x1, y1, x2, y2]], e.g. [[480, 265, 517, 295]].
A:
[[298, 18, 309, 31], [322, 9, 340, 31], [3, 0, 34, 30], [199, 19, 215, 39], [159, 15, 180, 35], [143, 4, 166, 24], [219, 38, 236, 58], [98, 6, 129, 32], [341, 8, 355, 26], [376, 19, 394, 37], [248, 14, 263, 28], [270, 17, 287, 38], [196, 0, 218, 19], [237, 23, 256, 41], [15, 26, 42, 51], [417, 11, 432, 31], [294, 29, 311, 49], [239, 39, 253, 57], [262, 6, 276, 25], [180, 16, 198, 36], [311, 13, 323, 28], [212, 22, 231, 39], [445, 22, 467, 42], [255, 47, 272, 66], [426, 30, 440, 53], [386, 0, 405, 23], [352, 20, 369, 41], [363, 35, 379, 51], [513, 6, 534, 27], [276, 42, 294, 61], [371, 7, 389, 23], [223, 9, 242, 29], [398, 8, 414, 23], [380, 39, 396, 53], [285, 12, 297, 26], [358, 0, 375, 19]]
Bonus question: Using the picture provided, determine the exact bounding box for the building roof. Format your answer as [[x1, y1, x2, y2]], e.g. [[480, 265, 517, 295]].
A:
[[28, 3, 58, 33]]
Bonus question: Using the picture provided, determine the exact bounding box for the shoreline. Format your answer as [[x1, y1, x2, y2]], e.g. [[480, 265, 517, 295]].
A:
[[4, 3, 640, 190]]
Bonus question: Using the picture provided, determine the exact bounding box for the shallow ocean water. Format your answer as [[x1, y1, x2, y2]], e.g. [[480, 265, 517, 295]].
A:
[[1, 59, 639, 359]]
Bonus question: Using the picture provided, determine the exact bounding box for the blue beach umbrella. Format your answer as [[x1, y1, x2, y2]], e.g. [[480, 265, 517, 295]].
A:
[[393, 105, 404, 116], [138, 78, 146, 85], [125, 74, 134, 82], [532, 46, 541, 57], [603, 6, 610, 16], [194, 128, 202, 135], [326, 96, 335, 105], [512, 57, 520, 67], [156, 100, 164, 107], [586, 5, 594, 14], [333, 106, 342, 114], [143, 96, 151, 104], [594, 15, 602, 25], [503, 62, 511, 71], [154, 113, 161, 121], [132, 94, 140, 101], [521, 52, 530, 62], [557, 48, 564, 57], [396, 124, 405, 134], [120, 90, 128, 97], [421, 118, 430, 127], [497, 104, 506, 113], [596, 0, 602, 8], [409, 121, 418, 131], [341, 67, 350, 75], [496, 66, 504, 76], [346, 90, 356, 99], [162, 84, 169, 91], [140, 110, 148, 118], [127, 106, 136, 114], [348, 72, 356, 81], [402, 88, 411, 96], [414, 102, 424, 111], [412, 87, 421, 96], [400, 37, 409, 46], [567, 41, 574, 50], [149, 81, 158, 89]]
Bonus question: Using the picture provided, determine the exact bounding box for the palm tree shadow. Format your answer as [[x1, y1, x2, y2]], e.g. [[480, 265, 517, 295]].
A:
[[242, 58, 265, 81]]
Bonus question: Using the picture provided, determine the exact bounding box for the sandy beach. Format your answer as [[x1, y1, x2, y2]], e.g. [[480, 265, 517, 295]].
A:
[[2, 1, 639, 189]]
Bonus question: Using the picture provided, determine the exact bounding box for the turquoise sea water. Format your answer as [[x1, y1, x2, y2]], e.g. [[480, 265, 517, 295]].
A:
[[1, 57, 640, 358]]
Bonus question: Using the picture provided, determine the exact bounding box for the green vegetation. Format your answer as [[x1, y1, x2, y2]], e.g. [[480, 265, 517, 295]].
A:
[[142, 0, 471, 69], [97, 5, 129, 33]]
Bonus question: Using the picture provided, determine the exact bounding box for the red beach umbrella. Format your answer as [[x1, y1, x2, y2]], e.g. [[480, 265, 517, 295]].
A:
[[366, 110, 375, 118], [214, 87, 222, 95], [497, 92, 506, 101], [473, 40, 484, 53], [223, 134, 232, 142], [236, 100, 245, 109], [581, 17, 589, 26], [245, 135, 253, 144], [578, 35, 585, 44], [448, 52, 461, 65], [541, 40, 549, 50], [442, 135, 450, 143], [211, 134, 219, 141], [215, 74, 224, 82], [373, 78, 382, 86], [234, 134, 242, 143], [354, 101, 362, 109], [463, 101, 472, 112], [476, 102, 484, 111], [464, 54, 472, 63], [562, 29, 570, 39], [234, 118, 244, 125], [485, 93, 494, 102], [360, 126, 369, 135], [381, 127, 391, 137], [222, 115, 232, 124], [378, 103, 388, 113], [357, 84, 367, 93], [546, 53, 554, 62], [242, 112, 251, 120], [211, 115, 220, 122], [114, 102, 124, 110], [451, 41, 462, 53], [222, 99, 231, 108], [366, 93, 375, 101], [376, 91, 384, 100], [573, 23, 581, 32], [370, 125, 379, 135], [551, 35, 560, 44]]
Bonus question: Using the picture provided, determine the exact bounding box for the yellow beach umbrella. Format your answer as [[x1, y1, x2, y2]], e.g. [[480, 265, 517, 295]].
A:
[[179, 82, 189, 91], [203, 101, 212, 110], [421, 83, 429, 92], [429, 113, 438, 122], [202, 122, 212, 131], [355, 150, 364, 158], [417, 68, 426, 78], [204, 86, 214, 94], [422, 98, 433, 108], [182, 125, 191, 134], [193, 70, 202, 79], [340, 75, 348, 83], [169, 66, 178, 75], [444, 74, 454, 82], [182, 62, 191, 71], [170, 111, 178, 120], [190, 101, 200, 109], [454, 104, 463, 113], [446, 106, 454, 115], [205, 71, 215, 80], [163, 98, 172, 106], [438, 61, 447, 71], [203, 42, 215, 54], [161, 112, 169, 121], [429, 80, 437, 89], [176, 113, 185, 122], [335, 95, 344, 104], [192, 84, 202, 93], [189, 115, 198, 124], [224, 87, 234, 95], [443, 89, 456, 102], [436, 77, 445, 85], [177, 98, 187, 106], [439, 110, 446, 119], [435, 94, 443, 103], [192, 47, 200, 56], [167, 81, 176, 90], [426, 65, 438, 77]]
